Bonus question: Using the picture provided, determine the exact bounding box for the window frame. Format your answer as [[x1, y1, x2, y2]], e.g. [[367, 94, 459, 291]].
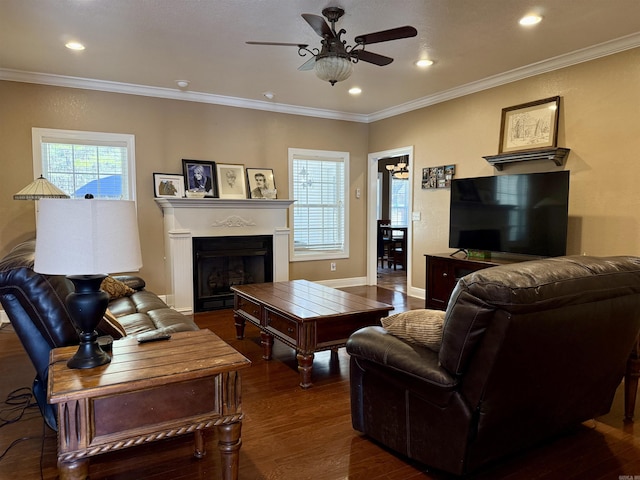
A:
[[288, 148, 350, 262], [32, 127, 137, 201]]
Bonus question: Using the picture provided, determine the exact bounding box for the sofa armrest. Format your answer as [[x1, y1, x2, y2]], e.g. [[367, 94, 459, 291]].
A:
[[112, 275, 146, 291], [346, 326, 458, 389]]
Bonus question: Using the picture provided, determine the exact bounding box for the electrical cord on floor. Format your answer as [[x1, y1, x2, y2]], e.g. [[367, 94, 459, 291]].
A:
[[0, 386, 44, 466], [0, 386, 37, 427]]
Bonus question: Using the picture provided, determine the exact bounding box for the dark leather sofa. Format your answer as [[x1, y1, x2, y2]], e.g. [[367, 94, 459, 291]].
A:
[[0, 240, 198, 430], [347, 255, 640, 476]]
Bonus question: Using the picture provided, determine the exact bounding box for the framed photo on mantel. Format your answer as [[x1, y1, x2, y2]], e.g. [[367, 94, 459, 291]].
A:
[[153, 173, 185, 198], [216, 163, 247, 199], [246, 168, 277, 199], [182, 159, 217, 197], [499, 96, 560, 154]]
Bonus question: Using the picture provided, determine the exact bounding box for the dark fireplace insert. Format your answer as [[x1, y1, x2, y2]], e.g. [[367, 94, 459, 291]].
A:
[[193, 235, 273, 312]]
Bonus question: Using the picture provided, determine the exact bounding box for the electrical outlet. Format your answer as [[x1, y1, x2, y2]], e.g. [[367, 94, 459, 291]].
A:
[[330, 262, 337, 271]]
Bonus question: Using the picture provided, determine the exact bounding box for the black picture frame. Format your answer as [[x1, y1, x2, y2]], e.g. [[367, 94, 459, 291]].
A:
[[181, 159, 217, 197], [246, 168, 277, 199]]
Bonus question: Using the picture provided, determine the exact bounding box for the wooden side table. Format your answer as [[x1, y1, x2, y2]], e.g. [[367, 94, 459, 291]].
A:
[[48, 329, 251, 480]]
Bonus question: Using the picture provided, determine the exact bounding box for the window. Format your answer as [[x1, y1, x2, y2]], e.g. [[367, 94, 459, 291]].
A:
[[390, 176, 410, 225], [288, 148, 349, 261], [32, 128, 136, 200]]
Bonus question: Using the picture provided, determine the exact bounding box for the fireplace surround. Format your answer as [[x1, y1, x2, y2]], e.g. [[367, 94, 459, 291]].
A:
[[155, 198, 293, 314]]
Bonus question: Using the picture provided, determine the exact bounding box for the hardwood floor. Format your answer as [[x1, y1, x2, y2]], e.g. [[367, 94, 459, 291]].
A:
[[1, 282, 639, 479]]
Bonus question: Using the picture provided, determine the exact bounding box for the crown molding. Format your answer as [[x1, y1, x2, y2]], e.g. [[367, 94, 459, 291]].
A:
[[0, 68, 368, 123], [2, 32, 639, 124], [368, 32, 640, 122]]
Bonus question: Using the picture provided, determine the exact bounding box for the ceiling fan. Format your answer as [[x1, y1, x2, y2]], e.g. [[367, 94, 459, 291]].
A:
[[247, 7, 417, 85]]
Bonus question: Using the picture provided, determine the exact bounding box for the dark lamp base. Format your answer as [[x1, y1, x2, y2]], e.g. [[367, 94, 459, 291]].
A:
[[67, 330, 111, 369], [66, 274, 112, 370]]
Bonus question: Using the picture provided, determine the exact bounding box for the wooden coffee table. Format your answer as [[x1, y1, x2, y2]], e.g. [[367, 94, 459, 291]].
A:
[[232, 280, 393, 388], [48, 329, 251, 480]]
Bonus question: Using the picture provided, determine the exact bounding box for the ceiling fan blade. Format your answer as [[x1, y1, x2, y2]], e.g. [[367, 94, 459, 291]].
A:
[[302, 13, 334, 38], [352, 50, 394, 66], [297, 56, 316, 71], [246, 41, 309, 48], [354, 26, 417, 45]]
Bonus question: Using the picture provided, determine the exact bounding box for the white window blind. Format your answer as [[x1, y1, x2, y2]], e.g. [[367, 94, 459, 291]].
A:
[[390, 176, 410, 226], [32, 128, 136, 200], [289, 148, 349, 261]]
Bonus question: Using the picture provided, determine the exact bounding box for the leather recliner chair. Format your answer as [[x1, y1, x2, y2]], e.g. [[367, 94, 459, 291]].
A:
[[347, 255, 640, 476]]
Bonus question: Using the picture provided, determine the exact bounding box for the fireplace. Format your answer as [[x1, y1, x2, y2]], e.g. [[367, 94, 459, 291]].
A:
[[193, 235, 273, 311], [155, 198, 293, 315]]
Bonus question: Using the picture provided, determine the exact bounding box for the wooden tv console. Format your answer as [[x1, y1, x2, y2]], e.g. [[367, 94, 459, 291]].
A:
[[424, 252, 524, 310]]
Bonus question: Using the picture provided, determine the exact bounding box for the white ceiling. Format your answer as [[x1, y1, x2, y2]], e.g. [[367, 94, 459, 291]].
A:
[[2, 0, 640, 122]]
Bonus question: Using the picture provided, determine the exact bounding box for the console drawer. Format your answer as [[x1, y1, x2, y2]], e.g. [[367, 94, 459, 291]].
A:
[[236, 295, 262, 322], [265, 309, 297, 341]]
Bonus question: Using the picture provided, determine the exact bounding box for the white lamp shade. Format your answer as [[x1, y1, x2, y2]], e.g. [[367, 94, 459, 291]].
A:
[[35, 199, 143, 275]]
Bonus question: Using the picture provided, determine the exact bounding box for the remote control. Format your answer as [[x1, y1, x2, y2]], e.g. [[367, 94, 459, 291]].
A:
[[137, 332, 171, 343]]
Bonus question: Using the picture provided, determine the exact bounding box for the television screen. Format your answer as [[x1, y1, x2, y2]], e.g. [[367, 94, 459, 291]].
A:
[[449, 171, 570, 257]]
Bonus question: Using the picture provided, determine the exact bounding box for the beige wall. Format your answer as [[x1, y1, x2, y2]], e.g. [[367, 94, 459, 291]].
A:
[[0, 81, 369, 293], [2, 46, 639, 295], [370, 47, 640, 290]]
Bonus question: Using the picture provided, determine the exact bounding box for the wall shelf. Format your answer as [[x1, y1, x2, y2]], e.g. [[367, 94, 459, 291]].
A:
[[483, 147, 570, 170]]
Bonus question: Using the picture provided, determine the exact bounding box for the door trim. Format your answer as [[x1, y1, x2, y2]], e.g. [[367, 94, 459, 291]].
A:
[[366, 146, 414, 286]]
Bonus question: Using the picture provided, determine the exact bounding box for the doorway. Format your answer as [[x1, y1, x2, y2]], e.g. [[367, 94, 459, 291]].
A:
[[367, 146, 414, 291]]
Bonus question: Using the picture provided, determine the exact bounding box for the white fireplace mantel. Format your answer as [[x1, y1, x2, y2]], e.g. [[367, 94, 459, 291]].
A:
[[155, 198, 294, 314]]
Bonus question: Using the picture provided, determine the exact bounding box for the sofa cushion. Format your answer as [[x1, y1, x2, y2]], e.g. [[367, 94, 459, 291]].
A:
[[101, 275, 135, 299], [381, 309, 445, 351]]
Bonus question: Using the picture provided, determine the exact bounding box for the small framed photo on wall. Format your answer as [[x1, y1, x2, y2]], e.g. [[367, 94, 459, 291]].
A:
[[182, 159, 217, 197], [246, 168, 277, 199], [216, 163, 247, 199], [153, 173, 185, 198]]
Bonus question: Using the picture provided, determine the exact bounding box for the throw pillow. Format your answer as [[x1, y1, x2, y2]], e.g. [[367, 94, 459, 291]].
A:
[[98, 308, 127, 339], [380, 309, 445, 352], [101, 275, 135, 299]]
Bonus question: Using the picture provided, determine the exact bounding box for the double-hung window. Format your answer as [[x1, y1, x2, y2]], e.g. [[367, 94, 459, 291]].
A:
[[32, 128, 136, 200], [288, 148, 349, 261]]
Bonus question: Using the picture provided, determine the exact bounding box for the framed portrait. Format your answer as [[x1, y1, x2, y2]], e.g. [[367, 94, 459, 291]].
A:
[[153, 173, 185, 198], [182, 159, 217, 197], [246, 168, 277, 199], [499, 96, 560, 154], [216, 163, 247, 199]]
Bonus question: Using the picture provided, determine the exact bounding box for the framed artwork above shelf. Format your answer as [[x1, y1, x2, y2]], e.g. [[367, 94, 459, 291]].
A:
[[483, 147, 570, 171]]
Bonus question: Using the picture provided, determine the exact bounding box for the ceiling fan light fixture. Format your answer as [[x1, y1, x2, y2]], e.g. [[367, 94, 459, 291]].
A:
[[314, 55, 353, 85]]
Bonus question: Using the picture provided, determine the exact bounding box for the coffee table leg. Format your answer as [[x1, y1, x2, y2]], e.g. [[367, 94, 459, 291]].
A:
[[234, 314, 246, 339], [194, 429, 206, 458], [297, 352, 314, 389], [58, 457, 89, 480], [217, 421, 242, 480], [260, 331, 273, 360]]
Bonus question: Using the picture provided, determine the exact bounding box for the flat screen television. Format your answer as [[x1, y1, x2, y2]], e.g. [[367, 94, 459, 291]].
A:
[[449, 170, 570, 257]]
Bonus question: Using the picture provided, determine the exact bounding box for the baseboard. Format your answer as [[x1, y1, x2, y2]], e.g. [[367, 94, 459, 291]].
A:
[[315, 276, 368, 289], [408, 285, 426, 300]]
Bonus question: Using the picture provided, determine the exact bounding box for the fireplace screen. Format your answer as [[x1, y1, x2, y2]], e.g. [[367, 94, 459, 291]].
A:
[[193, 235, 273, 311]]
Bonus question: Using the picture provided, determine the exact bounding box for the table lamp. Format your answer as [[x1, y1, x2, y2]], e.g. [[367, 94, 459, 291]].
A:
[[34, 198, 142, 369]]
